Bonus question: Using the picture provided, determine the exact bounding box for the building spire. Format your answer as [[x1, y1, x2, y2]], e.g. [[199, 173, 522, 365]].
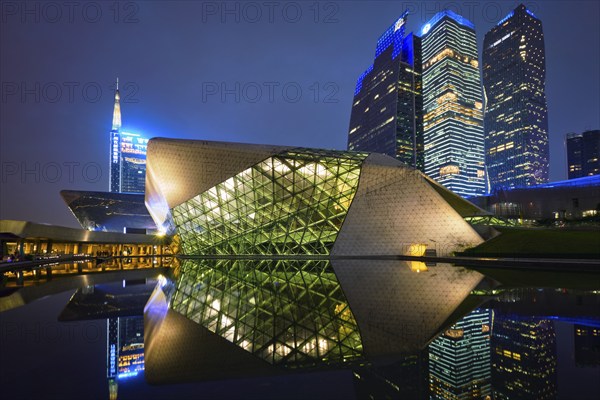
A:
[[111, 77, 121, 131]]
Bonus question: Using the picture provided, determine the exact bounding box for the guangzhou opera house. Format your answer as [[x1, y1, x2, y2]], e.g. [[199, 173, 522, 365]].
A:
[[140, 138, 490, 383], [145, 138, 486, 257]]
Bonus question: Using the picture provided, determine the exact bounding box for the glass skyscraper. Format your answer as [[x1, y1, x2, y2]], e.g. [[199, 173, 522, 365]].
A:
[[566, 130, 600, 179], [421, 11, 486, 197], [483, 5, 549, 190], [109, 79, 148, 194], [428, 308, 492, 399], [348, 11, 424, 170]]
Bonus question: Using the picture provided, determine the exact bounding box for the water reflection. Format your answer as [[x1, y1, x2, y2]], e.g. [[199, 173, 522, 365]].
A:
[[1, 257, 599, 399], [144, 258, 485, 383]]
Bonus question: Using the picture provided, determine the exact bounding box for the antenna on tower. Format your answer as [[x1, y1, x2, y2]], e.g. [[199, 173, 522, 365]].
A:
[[116, 77, 119, 91]]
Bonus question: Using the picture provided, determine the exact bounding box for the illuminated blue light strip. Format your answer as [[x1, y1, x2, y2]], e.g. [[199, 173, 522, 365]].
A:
[[533, 174, 600, 189], [420, 9, 475, 36], [375, 10, 409, 58], [497, 10, 514, 26], [354, 64, 373, 95], [526, 9, 536, 18]]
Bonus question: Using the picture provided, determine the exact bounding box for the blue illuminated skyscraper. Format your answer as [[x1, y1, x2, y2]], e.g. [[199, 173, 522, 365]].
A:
[[348, 11, 424, 170], [108, 78, 148, 194], [420, 11, 486, 197], [483, 5, 549, 190]]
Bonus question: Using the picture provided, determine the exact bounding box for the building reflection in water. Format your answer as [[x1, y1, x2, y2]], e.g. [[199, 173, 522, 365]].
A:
[[429, 308, 492, 400], [574, 324, 600, 367], [144, 258, 485, 385], [107, 316, 145, 380], [491, 314, 557, 400]]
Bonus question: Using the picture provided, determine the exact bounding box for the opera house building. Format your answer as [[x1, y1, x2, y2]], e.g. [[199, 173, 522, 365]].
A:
[[142, 139, 490, 383], [145, 138, 485, 257]]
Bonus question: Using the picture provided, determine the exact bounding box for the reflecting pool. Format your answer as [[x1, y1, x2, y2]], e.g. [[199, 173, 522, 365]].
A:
[[0, 258, 598, 399]]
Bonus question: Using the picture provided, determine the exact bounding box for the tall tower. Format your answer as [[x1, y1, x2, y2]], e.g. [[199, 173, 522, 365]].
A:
[[420, 10, 486, 197], [108, 78, 148, 194], [109, 78, 122, 193], [483, 4, 549, 190], [348, 10, 424, 170]]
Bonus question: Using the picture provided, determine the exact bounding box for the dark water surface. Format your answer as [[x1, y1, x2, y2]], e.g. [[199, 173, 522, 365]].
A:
[[1, 258, 599, 399]]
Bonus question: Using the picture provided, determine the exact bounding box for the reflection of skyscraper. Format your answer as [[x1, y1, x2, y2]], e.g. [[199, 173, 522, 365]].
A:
[[491, 315, 557, 399], [483, 5, 549, 190], [108, 78, 148, 194], [347, 10, 424, 170], [574, 324, 600, 367], [429, 308, 492, 399], [420, 11, 486, 197], [106, 316, 145, 380]]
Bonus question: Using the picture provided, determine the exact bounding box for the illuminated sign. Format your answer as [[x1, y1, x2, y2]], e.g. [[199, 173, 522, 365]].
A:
[[421, 23, 431, 35], [394, 17, 405, 32]]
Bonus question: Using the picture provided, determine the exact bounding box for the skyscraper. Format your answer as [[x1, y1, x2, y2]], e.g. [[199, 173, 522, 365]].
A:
[[566, 130, 600, 179], [421, 11, 486, 197], [348, 11, 424, 170], [108, 78, 148, 194], [429, 308, 492, 399], [483, 5, 549, 190]]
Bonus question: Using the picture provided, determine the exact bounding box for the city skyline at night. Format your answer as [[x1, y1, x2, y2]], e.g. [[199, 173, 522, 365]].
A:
[[1, 1, 599, 226]]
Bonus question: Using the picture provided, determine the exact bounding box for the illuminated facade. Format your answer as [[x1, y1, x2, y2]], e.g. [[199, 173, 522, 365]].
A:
[[491, 315, 557, 399], [566, 130, 600, 179], [348, 11, 424, 170], [428, 308, 492, 400], [145, 139, 484, 257], [420, 11, 486, 197], [107, 316, 145, 380], [483, 5, 549, 190], [109, 78, 148, 194]]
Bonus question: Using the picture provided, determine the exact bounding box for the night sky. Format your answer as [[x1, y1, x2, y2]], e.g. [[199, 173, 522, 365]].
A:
[[1, 1, 599, 227]]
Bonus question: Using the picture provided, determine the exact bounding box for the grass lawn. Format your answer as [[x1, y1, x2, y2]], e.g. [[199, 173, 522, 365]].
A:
[[461, 227, 600, 258]]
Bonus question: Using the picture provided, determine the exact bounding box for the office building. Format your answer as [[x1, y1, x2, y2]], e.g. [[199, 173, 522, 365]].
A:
[[428, 308, 492, 400], [420, 11, 486, 197], [566, 130, 600, 179], [483, 4, 549, 190], [109, 78, 148, 194], [348, 11, 424, 170]]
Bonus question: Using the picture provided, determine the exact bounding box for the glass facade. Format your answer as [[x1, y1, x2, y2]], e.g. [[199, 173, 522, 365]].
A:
[[348, 11, 424, 170], [170, 258, 364, 368], [172, 149, 367, 256], [566, 130, 600, 179], [429, 308, 492, 400], [421, 11, 486, 197], [483, 5, 549, 190]]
